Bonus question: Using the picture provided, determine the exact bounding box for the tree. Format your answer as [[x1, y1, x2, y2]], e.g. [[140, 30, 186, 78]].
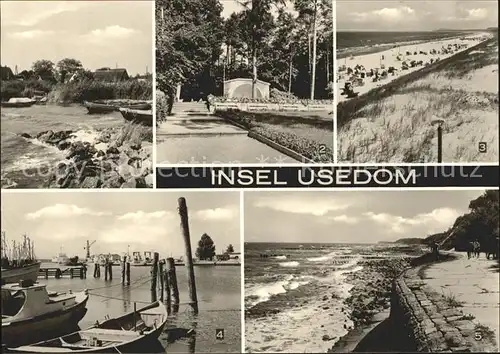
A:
[[295, 0, 331, 99], [196, 233, 216, 260], [56, 58, 83, 83], [32, 60, 55, 80], [156, 0, 224, 111], [226, 244, 234, 253]]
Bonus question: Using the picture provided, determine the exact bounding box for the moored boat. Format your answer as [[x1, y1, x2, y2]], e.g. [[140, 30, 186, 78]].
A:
[[8, 301, 168, 353], [1, 98, 36, 108], [84, 101, 152, 114], [119, 108, 153, 126], [1, 262, 41, 284], [1, 281, 89, 347], [1, 233, 40, 285]]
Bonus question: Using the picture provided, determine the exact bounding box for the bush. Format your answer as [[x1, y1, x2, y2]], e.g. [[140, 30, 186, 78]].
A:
[[156, 90, 169, 122], [1, 79, 54, 101], [48, 79, 152, 103], [208, 95, 332, 105]]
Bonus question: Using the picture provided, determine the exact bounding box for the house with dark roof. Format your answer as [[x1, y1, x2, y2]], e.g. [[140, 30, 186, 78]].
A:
[[1, 66, 15, 81], [93, 68, 129, 82]]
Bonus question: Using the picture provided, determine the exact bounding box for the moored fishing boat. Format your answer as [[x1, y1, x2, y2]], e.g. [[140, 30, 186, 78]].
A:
[[84, 101, 152, 114], [119, 108, 153, 126], [8, 301, 168, 353], [1, 233, 40, 285], [1, 262, 41, 285], [1, 98, 36, 108], [1, 281, 89, 347]]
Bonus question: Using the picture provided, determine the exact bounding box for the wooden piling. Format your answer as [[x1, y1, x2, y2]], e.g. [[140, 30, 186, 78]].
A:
[[150, 252, 159, 302], [105, 261, 109, 281], [45, 269, 49, 279], [164, 268, 171, 313], [126, 262, 131, 285], [159, 260, 165, 302], [80, 266, 84, 279], [166, 257, 179, 313], [121, 256, 127, 284], [108, 262, 113, 281], [70, 268, 74, 279], [94, 263, 100, 278], [178, 197, 198, 314]]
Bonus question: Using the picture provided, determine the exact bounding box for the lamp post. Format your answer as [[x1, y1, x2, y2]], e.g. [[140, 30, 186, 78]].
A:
[[431, 118, 445, 163]]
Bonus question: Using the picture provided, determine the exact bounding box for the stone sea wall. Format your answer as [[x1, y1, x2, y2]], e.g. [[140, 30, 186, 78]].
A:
[[390, 256, 478, 353]]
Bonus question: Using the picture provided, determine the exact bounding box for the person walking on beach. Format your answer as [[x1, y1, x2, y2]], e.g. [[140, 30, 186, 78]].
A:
[[431, 241, 439, 260], [473, 240, 481, 258]]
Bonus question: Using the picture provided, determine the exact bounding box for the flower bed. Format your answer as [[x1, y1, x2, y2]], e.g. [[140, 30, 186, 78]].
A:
[[216, 110, 333, 163]]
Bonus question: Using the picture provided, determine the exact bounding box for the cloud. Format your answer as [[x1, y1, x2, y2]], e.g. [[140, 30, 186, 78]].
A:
[[465, 8, 488, 21], [8, 30, 55, 39], [25, 204, 110, 220], [363, 207, 460, 233], [351, 6, 416, 23], [254, 196, 350, 216], [193, 207, 237, 221], [82, 25, 138, 43], [116, 210, 172, 222], [329, 215, 359, 224], [0, 2, 86, 27]]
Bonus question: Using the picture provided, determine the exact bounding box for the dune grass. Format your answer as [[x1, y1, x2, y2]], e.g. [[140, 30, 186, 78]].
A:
[[338, 36, 499, 163]]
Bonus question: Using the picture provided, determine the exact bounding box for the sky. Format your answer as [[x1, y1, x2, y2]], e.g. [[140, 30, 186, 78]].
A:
[[0, 1, 152, 75], [337, 0, 498, 31], [1, 191, 240, 260], [245, 190, 487, 244]]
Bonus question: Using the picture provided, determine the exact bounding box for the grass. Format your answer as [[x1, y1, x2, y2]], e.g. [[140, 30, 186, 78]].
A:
[[216, 110, 333, 162], [114, 122, 153, 147], [441, 290, 464, 308], [337, 36, 498, 163]]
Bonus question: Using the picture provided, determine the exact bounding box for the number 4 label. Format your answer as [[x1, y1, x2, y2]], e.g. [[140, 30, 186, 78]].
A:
[[216, 328, 224, 340]]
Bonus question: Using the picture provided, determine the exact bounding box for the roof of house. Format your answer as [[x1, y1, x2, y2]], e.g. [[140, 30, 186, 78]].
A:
[[93, 68, 129, 82]]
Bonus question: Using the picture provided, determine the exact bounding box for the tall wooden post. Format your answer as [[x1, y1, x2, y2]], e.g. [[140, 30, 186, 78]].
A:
[[108, 262, 113, 281], [437, 125, 443, 163], [159, 260, 165, 302], [166, 257, 179, 313], [178, 197, 198, 314], [151, 252, 159, 302], [121, 256, 127, 284], [104, 261, 109, 281], [126, 262, 131, 286], [94, 263, 100, 278], [164, 268, 171, 313]]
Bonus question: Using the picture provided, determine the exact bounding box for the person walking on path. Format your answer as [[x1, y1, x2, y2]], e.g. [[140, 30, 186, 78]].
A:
[[431, 241, 439, 260]]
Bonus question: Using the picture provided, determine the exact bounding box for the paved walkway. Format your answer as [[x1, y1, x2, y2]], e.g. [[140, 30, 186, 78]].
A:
[[156, 102, 293, 164], [423, 252, 500, 349]]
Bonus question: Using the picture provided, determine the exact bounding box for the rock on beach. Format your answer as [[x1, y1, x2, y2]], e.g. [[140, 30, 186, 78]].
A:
[[21, 127, 153, 189]]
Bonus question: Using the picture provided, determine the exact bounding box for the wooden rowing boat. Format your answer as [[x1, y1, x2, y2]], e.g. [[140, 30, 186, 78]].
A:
[[7, 301, 168, 353], [119, 108, 153, 126], [1, 99, 36, 108], [84, 101, 152, 114], [1, 262, 41, 284]]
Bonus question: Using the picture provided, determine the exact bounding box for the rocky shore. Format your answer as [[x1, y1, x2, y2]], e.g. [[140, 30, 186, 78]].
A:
[[19, 124, 153, 188], [328, 256, 417, 352]]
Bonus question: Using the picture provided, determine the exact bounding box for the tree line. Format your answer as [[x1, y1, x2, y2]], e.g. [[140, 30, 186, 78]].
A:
[[156, 0, 333, 102]]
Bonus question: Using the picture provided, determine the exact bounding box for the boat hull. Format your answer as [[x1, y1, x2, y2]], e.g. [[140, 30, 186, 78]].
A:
[[119, 108, 153, 127], [1, 101, 35, 108], [2, 294, 89, 347], [84, 102, 151, 114], [1, 262, 41, 284]]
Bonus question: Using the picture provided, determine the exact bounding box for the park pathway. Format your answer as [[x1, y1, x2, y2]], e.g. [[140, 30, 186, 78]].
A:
[[156, 102, 294, 164], [423, 252, 500, 350]]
